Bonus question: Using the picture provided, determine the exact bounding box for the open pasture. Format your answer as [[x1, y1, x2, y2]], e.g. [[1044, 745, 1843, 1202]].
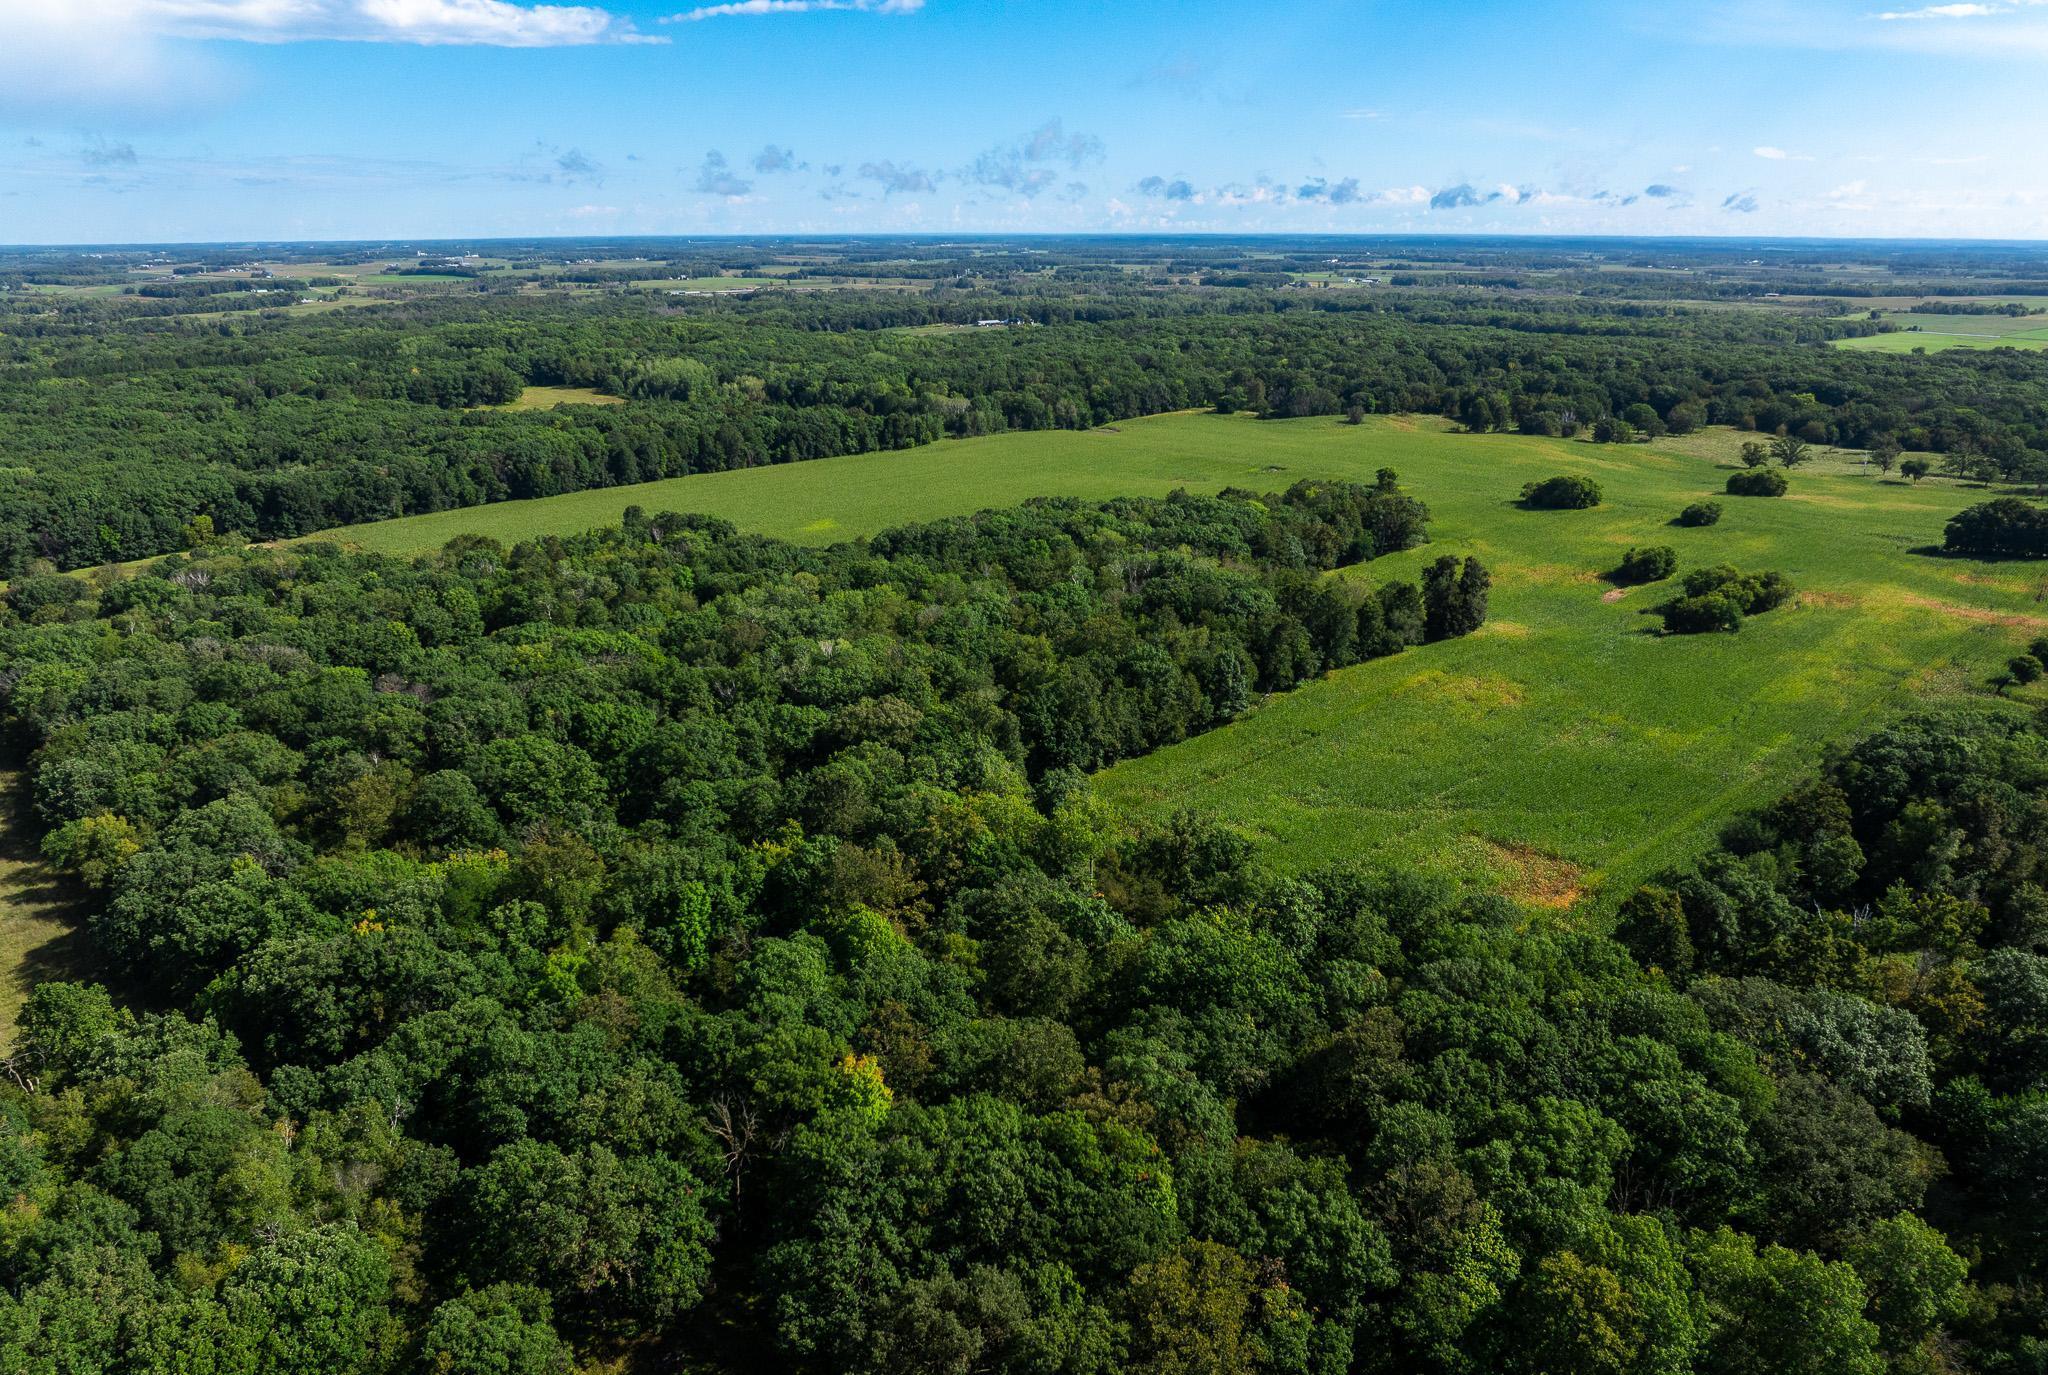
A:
[[306, 412, 2040, 910]]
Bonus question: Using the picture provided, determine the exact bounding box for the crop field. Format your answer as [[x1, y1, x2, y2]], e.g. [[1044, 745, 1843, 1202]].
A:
[[1839, 312, 2048, 353], [304, 412, 2041, 910]]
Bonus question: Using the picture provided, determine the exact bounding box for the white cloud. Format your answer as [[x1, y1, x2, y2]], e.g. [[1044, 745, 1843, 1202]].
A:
[[665, 0, 921, 20], [1874, 2, 2007, 18], [1753, 145, 1814, 160], [1857, 0, 2048, 52], [0, 0, 655, 46]]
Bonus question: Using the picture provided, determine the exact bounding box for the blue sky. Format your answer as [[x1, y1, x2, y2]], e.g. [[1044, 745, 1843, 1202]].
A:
[[1, 0, 2044, 243]]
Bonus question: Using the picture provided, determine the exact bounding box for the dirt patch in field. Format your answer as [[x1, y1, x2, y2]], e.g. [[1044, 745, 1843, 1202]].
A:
[[1895, 592, 2048, 631], [1601, 587, 1632, 603], [1480, 840, 1586, 910]]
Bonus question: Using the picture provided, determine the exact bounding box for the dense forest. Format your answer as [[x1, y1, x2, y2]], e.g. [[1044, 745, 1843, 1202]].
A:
[[2, 475, 2045, 1371], [8, 237, 2048, 574], [9, 235, 2048, 1375]]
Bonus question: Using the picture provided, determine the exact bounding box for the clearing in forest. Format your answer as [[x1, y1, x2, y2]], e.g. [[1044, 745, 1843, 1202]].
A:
[[0, 773, 87, 1054]]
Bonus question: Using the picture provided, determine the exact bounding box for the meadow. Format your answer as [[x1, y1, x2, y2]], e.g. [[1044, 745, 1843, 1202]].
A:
[[305, 412, 2043, 910], [479, 384, 625, 411]]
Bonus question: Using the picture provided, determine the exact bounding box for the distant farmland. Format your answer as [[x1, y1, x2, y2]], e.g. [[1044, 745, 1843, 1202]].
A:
[[1838, 310, 2048, 353]]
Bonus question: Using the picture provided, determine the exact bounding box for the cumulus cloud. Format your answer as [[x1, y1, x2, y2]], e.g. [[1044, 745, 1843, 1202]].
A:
[[693, 149, 752, 196], [1294, 176, 1364, 205], [80, 138, 140, 166], [1754, 145, 1814, 161], [752, 144, 799, 173], [555, 147, 602, 180], [858, 159, 935, 194], [1022, 119, 1103, 167], [970, 119, 1103, 196], [1430, 182, 1505, 210], [1136, 175, 1198, 201], [667, 0, 921, 20]]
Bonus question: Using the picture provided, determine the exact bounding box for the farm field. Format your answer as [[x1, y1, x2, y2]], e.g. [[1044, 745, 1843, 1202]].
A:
[[1838, 311, 2048, 352], [630, 276, 778, 290], [308, 411, 2040, 910]]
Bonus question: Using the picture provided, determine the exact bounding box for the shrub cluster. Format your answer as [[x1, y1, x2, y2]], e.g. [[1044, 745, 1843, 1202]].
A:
[[1727, 469, 1789, 497], [1519, 474, 1603, 509], [1658, 564, 1796, 633], [1615, 545, 1679, 585], [1677, 500, 1724, 527], [1944, 497, 2048, 559]]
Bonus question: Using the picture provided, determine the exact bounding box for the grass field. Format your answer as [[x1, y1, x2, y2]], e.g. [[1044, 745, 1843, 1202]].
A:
[[304, 412, 2044, 911], [0, 773, 86, 1054]]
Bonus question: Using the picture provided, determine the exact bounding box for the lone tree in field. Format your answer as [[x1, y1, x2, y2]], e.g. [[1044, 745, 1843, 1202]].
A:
[[1870, 438, 1901, 477], [1771, 433, 1813, 468], [1902, 458, 1931, 483], [1677, 501, 1723, 527], [1740, 442, 1772, 469]]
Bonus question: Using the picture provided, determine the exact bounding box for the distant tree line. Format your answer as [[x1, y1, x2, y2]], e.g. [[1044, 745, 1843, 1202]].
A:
[[9, 283, 2048, 572]]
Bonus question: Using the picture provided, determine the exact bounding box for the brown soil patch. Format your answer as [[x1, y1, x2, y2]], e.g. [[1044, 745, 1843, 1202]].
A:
[[1895, 592, 2048, 631], [1601, 587, 1631, 603], [1480, 840, 1587, 910]]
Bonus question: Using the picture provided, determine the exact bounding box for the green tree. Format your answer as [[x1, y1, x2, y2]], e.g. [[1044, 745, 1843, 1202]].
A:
[[218, 1225, 398, 1375], [1845, 1214, 1966, 1359], [1690, 1228, 1881, 1375]]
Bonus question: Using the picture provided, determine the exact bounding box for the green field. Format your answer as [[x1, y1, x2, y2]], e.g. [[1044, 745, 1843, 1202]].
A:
[[304, 412, 2044, 910], [1839, 312, 2048, 353]]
